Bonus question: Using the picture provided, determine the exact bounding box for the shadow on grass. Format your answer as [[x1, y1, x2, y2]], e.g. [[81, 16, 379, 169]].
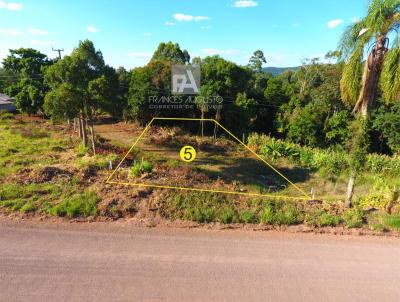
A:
[[196, 157, 312, 193]]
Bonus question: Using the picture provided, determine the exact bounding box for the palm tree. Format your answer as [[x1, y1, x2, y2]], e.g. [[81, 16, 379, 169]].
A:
[[339, 0, 400, 206]]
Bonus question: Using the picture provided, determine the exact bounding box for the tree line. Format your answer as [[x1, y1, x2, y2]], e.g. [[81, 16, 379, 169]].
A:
[[0, 0, 399, 206]]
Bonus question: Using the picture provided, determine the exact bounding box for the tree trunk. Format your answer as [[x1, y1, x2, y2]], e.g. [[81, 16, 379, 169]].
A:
[[353, 35, 387, 116], [345, 36, 387, 207], [81, 117, 88, 147], [200, 109, 204, 137], [345, 172, 356, 208], [78, 117, 83, 138], [89, 120, 96, 155], [213, 108, 221, 139]]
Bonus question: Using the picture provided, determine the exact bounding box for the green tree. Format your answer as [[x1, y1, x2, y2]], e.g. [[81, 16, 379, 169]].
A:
[[339, 0, 400, 206], [151, 42, 190, 64], [248, 50, 266, 72], [128, 60, 172, 122], [44, 40, 116, 153], [200, 56, 252, 132], [116, 67, 131, 119], [372, 103, 400, 154], [340, 0, 400, 115], [2, 48, 52, 114]]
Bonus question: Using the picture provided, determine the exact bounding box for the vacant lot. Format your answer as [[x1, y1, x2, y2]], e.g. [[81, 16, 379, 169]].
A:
[[1, 113, 399, 233]]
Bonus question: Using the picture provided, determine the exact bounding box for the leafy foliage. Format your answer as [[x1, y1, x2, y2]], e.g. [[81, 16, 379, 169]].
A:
[[2, 48, 52, 113]]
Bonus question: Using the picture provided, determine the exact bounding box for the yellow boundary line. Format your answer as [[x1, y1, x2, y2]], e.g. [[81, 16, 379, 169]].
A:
[[106, 117, 311, 200], [107, 181, 310, 200]]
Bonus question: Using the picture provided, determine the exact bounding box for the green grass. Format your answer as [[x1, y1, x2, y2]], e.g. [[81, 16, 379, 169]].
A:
[[304, 209, 340, 227], [49, 191, 100, 218], [342, 208, 365, 228], [0, 118, 71, 177], [240, 211, 258, 223], [258, 201, 302, 225], [380, 214, 400, 230]]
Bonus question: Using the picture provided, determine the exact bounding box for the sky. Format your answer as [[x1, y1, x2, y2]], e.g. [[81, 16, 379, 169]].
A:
[[0, 0, 371, 69]]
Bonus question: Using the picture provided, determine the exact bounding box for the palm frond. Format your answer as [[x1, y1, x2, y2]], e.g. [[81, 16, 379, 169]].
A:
[[380, 46, 400, 102], [366, 0, 400, 33], [338, 19, 370, 60], [340, 45, 364, 104]]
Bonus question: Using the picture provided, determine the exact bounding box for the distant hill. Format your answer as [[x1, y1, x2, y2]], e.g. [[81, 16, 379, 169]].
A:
[[262, 66, 300, 76]]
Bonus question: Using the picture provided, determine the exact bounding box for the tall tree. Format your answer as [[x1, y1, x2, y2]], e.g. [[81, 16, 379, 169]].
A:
[[248, 50, 267, 73], [339, 0, 400, 206], [2, 48, 52, 114], [340, 0, 400, 116], [44, 40, 117, 153], [151, 42, 190, 64]]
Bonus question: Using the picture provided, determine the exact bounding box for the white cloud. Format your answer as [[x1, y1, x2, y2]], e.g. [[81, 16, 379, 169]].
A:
[[143, 32, 152, 37], [327, 19, 343, 29], [6, 2, 22, 10], [165, 21, 176, 26], [0, 28, 23, 36], [0, 1, 23, 10], [201, 25, 211, 30], [87, 25, 99, 33], [351, 16, 361, 23], [31, 40, 56, 46], [194, 16, 210, 21], [28, 27, 49, 35], [173, 13, 210, 22], [202, 48, 236, 56], [233, 0, 258, 8]]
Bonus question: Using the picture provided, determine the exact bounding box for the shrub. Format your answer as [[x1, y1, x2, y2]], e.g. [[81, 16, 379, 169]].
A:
[[311, 150, 348, 175], [358, 177, 395, 210], [129, 158, 153, 177], [342, 208, 365, 228], [76, 143, 90, 157], [130, 162, 142, 177], [304, 209, 340, 227], [50, 191, 99, 218]]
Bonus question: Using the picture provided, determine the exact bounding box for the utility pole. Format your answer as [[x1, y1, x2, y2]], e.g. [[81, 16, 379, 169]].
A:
[[52, 48, 64, 60]]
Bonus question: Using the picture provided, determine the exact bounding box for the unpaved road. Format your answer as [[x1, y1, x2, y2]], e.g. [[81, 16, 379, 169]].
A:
[[1, 218, 400, 302]]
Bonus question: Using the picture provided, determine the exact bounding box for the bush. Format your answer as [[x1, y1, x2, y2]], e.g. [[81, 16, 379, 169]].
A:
[[129, 158, 153, 177], [248, 132, 400, 177], [342, 208, 365, 228], [50, 191, 99, 218], [304, 209, 340, 227]]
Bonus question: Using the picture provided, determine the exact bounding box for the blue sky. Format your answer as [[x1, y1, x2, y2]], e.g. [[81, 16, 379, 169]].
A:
[[0, 0, 370, 68]]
